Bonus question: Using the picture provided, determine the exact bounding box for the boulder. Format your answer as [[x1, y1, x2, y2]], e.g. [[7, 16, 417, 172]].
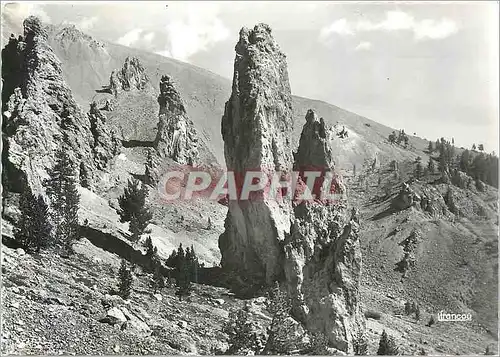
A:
[[101, 307, 127, 325]]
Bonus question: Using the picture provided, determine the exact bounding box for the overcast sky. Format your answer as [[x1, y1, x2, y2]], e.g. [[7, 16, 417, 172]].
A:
[[2, 1, 499, 152]]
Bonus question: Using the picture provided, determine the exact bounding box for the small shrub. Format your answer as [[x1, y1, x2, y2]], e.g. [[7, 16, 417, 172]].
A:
[[118, 259, 133, 300], [377, 330, 399, 355]]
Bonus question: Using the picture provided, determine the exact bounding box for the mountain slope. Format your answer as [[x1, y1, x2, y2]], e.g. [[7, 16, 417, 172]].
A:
[[44, 25, 430, 169]]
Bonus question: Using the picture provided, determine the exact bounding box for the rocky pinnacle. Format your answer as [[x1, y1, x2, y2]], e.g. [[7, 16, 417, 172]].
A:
[[154, 75, 199, 165], [219, 24, 294, 288], [220, 23, 365, 352]]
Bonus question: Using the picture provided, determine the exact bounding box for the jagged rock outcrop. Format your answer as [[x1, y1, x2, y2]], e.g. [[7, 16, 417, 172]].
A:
[[88, 102, 121, 170], [293, 110, 333, 171], [108, 56, 149, 97], [283, 111, 364, 353], [391, 182, 421, 210], [219, 24, 294, 287], [154, 75, 199, 165], [1, 17, 104, 194], [144, 148, 161, 186]]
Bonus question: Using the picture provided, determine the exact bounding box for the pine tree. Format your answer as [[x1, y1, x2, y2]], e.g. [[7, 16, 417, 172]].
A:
[[151, 264, 165, 293], [472, 143, 476, 151], [438, 151, 447, 173], [45, 149, 80, 253], [144, 149, 158, 186], [307, 331, 329, 355], [262, 281, 299, 355], [427, 158, 435, 174], [415, 157, 423, 180], [175, 256, 192, 299], [118, 259, 133, 300], [79, 162, 91, 188], [223, 308, 259, 354], [118, 179, 152, 242], [166, 248, 178, 268], [353, 330, 368, 355], [377, 330, 399, 355], [15, 182, 52, 253], [427, 141, 433, 153]]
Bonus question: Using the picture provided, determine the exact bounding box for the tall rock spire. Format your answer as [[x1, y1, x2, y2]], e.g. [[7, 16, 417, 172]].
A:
[[154, 75, 199, 165], [284, 110, 365, 353], [219, 24, 365, 352], [1, 16, 112, 194], [219, 24, 294, 288]]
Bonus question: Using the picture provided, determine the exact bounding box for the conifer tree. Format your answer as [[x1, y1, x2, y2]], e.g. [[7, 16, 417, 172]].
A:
[[262, 281, 300, 355], [427, 158, 435, 174], [472, 143, 476, 151], [118, 179, 152, 242], [79, 162, 90, 189], [151, 264, 165, 293], [353, 330, 368, 356], [223, 308, 259, 354], [377, 330, 399, 355], [45, 149, 80, 253], [415, 157, 423, 179], [15, 181, 52, 253], [118, 259, 133, 300], [175, 255, 192, 299], [427, 141, 433, 153]]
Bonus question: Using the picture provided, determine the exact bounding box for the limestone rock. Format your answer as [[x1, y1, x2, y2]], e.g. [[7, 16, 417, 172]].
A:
[[108, 56, 149, 97], [87, 102, 121, 170], [1, 16, 102, 195], [153, 75, 199, 165], [392, 182, 420, 211], [101, 307, 127, 325], [293, 110, 334, 171], [219, 24, 294, 287], [283, 112, 364, 353]]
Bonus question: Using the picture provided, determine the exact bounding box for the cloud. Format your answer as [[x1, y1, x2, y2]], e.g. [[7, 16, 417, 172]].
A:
[[143, 31, 155, 44], [77, 16, 98, 31], [355, 41, 372, 51], [320, 11, 458, 41], [156, 2, 230, 62], [2, 3, 51, 24], [413, 19, 458, 40], [320, 18, 354, 38], [117, 28, 143, 46], [357, 11, 414, 32], [62, 16, 99, 31]]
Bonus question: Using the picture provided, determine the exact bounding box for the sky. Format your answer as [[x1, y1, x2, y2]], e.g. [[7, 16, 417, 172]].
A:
[[2, 1, 499, 152]]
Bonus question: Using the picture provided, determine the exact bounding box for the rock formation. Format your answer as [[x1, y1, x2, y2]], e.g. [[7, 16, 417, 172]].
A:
[[154, 75, 199, 165], [1, 17, 110, 194], [284, 111, 364, 353], [219, 24, 365, 353], [87, 102, 121, 170], [293, 110, 333, 171], [219, 24, 294, 287], [108, 56, 149, 97]]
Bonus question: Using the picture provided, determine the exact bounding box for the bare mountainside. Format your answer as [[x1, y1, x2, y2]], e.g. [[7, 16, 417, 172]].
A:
[[45, 24, 430, 169]]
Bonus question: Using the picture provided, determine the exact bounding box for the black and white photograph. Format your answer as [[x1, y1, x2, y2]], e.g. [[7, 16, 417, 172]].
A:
[[1, 1, 498, 355]]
